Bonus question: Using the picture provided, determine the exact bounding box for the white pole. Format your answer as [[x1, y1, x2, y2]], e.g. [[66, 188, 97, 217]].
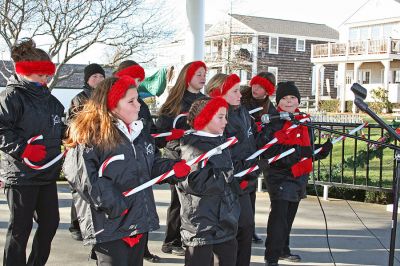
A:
[[185, 0, 205, 61]]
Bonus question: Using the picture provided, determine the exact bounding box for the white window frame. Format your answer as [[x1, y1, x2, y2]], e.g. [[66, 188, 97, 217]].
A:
[[359, 69, 371, 84], [267, 67, 278, 83], [269, 36, 279, 54], [296, 39, 305, 52], [393, 69, 400, 84]]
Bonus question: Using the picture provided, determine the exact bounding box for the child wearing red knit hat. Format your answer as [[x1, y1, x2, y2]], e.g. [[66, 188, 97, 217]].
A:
[[207, 73, 260, 266], [178, 96, 241, 265], [0, 39, 64, 265], [241, 71, 278, 244], [63, 76, 190, 265], [156, 61, 207, 256]]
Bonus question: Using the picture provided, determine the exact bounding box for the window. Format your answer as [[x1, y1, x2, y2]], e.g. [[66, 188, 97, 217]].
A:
[[267, 67, 278, 83], [360, 27, 369, 40], [359, 70, 371, 84], [349, 28, 358, 41], [371, 25, 381, 40], [269, 36, 279, 54], [345, 71, 354, 84], [394, 70, 400, 84], [296, 39, 305, 51]]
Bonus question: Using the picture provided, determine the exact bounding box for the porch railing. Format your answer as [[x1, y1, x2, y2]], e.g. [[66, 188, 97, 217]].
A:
[[312, 38, 400, 58]]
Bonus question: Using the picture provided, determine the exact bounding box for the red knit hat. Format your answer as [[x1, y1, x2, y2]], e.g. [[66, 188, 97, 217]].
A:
[[250, 75, 276, 95], [193, 97, 228, 130], [15, 61, 56, 76], [107, 76, 137, 110], [186, 61, 207, 87], [115, 65, 145, 82], [209, 74, 240, 97]]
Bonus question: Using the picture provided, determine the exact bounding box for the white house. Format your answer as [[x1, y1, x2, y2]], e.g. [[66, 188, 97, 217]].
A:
[[311, 0, 400, 112]]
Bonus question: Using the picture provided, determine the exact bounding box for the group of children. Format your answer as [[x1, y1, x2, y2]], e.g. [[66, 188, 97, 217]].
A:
[[0, 39, 332, 266]]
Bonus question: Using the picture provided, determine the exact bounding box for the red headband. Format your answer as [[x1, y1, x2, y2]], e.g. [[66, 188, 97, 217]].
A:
[[15, 61, 56, 76], [107, 76, 137, 110], [209, 74, 241, 97], [186, 61, 207, 86], [250, 75, 276, 95], [193, 97, 228, 130], [115, 65, 145, 81]]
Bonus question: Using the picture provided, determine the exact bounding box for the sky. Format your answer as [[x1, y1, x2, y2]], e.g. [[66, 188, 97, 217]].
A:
[[0, 0, 378, 64]]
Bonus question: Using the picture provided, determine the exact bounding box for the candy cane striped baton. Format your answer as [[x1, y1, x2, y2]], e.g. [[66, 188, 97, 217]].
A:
[[122, 137, 239, 197], [98, 154, 125, 177], [172, 113, 188, 128], [246, 117, 310, 161], [300, 122, 368, 161], [249, 107, 263, 115], [235, 148, 296, 178], [23, 135, 67, 170], [151, 129, 194, 138]]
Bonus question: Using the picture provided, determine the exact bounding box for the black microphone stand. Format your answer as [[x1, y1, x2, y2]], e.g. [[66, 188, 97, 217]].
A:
[[290, 83, 400, 265]]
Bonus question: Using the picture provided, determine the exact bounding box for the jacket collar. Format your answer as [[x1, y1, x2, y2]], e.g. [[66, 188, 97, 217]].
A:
[[115, 119, 143, 142]]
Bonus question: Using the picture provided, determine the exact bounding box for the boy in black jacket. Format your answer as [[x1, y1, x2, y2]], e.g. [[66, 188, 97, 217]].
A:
[[258, 81, 332, 266]]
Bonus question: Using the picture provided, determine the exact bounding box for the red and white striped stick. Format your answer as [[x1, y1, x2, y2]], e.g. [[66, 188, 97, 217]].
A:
[[235, 148, 296, 178], [249, 107, 263, 115], [172, 113, 188, 128], [151, 129, 194, 138], [299, 122, 368, 162], [98, 154, 125, 177], [246, 117, 310, 161], [23, 135, 67, 170], [122, 137, 239, 197]]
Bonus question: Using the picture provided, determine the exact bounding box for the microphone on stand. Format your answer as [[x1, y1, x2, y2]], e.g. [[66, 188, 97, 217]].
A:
[[260, 112, 304, 124]]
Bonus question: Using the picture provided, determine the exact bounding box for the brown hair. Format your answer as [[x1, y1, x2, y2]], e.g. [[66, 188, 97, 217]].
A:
[[256, 71, 276, 85], [187, 97, 211, 128], [11, 39, 51, 62], [158, 62, 193, 117], [113, 60, 138, 75], [205, 73, 228, 96], [64, 77, 133, 151]]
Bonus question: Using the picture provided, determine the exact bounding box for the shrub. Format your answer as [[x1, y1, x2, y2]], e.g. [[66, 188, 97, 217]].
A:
[[319, 99, 339, 112], [369, 87, 393, 114]]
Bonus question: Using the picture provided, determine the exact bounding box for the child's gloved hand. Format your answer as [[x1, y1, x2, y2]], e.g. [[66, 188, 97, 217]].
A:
[[166, 129, 185, 141], [21, 144, 47, 162], [173, 160, 191, 178]]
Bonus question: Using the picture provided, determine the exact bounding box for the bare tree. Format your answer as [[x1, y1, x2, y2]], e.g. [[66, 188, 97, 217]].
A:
[[0, 0, 172, 89]]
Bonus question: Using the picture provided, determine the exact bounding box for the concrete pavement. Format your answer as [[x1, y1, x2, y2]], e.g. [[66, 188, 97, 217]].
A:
[[0, 182, 398, 266]]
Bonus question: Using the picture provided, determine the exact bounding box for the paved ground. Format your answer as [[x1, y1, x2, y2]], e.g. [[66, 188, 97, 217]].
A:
[[0, 182, 399, 266]]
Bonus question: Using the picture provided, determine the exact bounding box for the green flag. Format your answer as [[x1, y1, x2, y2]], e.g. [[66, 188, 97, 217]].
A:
[[138, 68, 167, 97]]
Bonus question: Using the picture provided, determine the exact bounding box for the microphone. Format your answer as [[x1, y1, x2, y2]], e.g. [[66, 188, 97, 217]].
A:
[[260, 112, 304, 124]]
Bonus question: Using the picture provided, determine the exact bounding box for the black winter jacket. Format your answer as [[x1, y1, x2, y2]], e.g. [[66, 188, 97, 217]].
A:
[[0, 75, 65, 186], [66, 84, 92, 122], [177, 132, 240, 246], [155, 90, 204, 159], [224, 105, 260, 194], [259, 120, 327, 202], [63, 124, 178, 245]]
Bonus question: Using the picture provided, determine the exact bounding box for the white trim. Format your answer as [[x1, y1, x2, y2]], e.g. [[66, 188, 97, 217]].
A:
[[257, 32, 337, 42], [269, 36, 279, 54], [296, 38, 306, 51], [267, 67, 278, 83]]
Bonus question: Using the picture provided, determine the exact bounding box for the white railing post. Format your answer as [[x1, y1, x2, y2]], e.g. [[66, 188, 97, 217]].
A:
[[257, 176, 263, 192], [323, 185, 329, 201]]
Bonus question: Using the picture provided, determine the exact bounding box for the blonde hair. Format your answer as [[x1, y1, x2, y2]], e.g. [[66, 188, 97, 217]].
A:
[[205, 73, 228, 96], [64, 77, 134, 151], [158, 62, 192, 117]]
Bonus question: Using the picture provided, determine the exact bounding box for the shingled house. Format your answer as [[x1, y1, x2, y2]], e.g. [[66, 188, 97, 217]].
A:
[[204, 14, 339, 100]]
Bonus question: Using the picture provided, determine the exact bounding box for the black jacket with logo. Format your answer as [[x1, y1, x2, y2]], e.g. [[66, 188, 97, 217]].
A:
[[224, 105, 260, 194], [63, 128, 178, 245], [0, 75, 65, 186]]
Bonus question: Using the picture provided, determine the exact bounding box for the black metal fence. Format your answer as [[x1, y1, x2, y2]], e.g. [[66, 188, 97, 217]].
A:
[[311, 122, 398, 193]]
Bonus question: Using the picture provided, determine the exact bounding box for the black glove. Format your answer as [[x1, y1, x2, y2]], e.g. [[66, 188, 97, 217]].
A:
[[298, 146, 313, 158], [318, 139, 333, 159]]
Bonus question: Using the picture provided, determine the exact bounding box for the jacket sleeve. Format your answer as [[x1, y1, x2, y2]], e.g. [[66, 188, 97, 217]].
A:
[[151, 147, 181, 184], [154, 114, 173, 148], [0, 91, 27, 159], [64, 146, 127, 219]]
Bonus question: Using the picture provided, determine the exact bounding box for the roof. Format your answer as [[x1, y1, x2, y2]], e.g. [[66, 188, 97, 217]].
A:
[[231, 14, 339, 40]]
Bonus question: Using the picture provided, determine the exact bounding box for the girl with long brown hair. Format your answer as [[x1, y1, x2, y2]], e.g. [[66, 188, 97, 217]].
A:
[[63, 76, 190, 266], [156, 61, 207, 256]]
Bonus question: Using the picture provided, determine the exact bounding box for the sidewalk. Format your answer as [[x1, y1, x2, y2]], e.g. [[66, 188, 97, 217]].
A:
[[0, 183, 398, 266]]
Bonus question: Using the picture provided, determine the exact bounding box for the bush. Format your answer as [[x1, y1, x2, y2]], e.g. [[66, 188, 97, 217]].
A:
[[345, 101, 353, 112], [369, 87, 393, 114], [319, 99, 339, 112]]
